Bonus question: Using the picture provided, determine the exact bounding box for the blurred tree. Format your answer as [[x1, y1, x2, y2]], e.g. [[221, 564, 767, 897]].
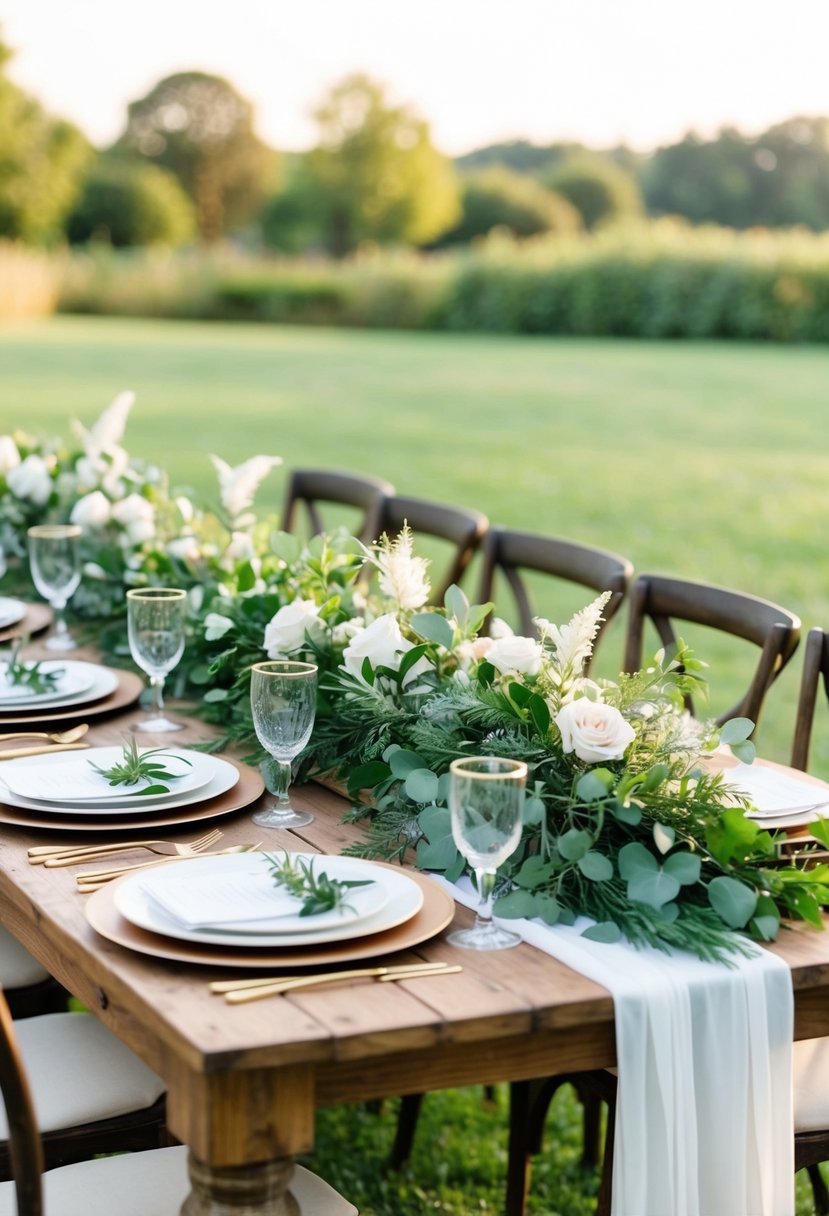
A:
[[438, 167, 581, 244], [0, 38, 91, 243], [260, 155, 329, 253], [115, 72, 270, 242], [545, 154, 643, 229], [66, 159, 195, 247], [306, 74, 461, 256]]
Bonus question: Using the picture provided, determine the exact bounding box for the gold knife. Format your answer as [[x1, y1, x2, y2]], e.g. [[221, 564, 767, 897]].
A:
[[213, 962, 462, 1003]]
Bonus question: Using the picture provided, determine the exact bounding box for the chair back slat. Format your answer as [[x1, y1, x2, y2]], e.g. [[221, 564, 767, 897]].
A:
[[282, 469, 395, 543], [791, 627, 828, 771], [0, 988, 43, 1215], [624, 574, 801, 730], [371, 495, 489, 602]]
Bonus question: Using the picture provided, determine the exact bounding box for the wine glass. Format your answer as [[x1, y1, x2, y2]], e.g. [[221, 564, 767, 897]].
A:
[[447, 755, 528, 951], [27, 524, 82, 651], [250, 660, 318, 829], [126, 587, 187, 733]]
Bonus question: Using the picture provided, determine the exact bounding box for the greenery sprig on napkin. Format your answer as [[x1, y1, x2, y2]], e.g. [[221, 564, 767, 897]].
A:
[[89, 735, 191, 795], [264, 851, 373, 917], [3, 642, 63, 695]]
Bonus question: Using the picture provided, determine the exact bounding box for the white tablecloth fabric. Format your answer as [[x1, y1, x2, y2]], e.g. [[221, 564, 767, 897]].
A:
[[439, 876, 794, 1216]]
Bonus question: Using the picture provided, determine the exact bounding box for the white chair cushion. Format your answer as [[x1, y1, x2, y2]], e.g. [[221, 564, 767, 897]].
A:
[[0, 925, 50, 988], [3, 1012, 165, 1138], [794, 1037, 829, 1133], [0, 1145, 358, 1215]]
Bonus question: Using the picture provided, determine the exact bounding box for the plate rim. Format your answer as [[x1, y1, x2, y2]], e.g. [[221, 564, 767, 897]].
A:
[[1, 745, 218, 807]]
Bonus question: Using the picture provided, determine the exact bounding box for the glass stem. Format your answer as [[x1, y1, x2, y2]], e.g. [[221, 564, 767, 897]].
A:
[[150, 675, 166, 714], [271, 760, 293, 804], [53, 598, 67, 637], [474, 868, 496, 928]]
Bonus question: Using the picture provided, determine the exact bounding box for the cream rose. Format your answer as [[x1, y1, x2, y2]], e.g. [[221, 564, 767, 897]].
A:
[[0, 436, 20, 474], [487, 634, 543, 677], [111, 493, 155, 545], [204, 612, 235, 641], [264, 599, 321, 657], [342, 613, 414, 680], [70, 490, 112, 530], [7, 455, 51, 505], [556, 699, 636, 763]]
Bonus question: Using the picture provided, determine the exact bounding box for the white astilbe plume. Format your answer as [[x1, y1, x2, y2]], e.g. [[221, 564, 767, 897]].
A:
[[535, 591, 612, 675], [209, 454, 282, 524], [71, 391, 135, 455], [373, 524, 431, 611]]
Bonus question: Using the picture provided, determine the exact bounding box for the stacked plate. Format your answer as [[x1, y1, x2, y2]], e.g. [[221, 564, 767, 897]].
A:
[[86, 852, 456, 969], [0, 659, 120, 714], [727, 762, 829, 830], [0, 746, 240, 821], [0, 597, 26, 630]]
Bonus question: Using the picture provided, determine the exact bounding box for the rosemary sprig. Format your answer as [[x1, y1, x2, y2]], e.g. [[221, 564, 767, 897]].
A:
[[89, 735, 192, 795], [264, 851, 373, 917], [3, 642, 63, 695]]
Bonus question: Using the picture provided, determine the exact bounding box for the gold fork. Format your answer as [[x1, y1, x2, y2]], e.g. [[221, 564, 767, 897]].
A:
[[29, 828, 224, 868]]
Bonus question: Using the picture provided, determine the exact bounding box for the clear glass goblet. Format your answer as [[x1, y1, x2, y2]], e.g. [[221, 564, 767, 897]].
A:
[[250, 660, 318, 829], [447, 755, 528, 951], [126, 587, 187, 733], [27, 524, 82, 651]]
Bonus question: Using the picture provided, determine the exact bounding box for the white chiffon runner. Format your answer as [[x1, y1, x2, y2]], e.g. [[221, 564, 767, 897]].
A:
[[439, 876, 794, 1216]]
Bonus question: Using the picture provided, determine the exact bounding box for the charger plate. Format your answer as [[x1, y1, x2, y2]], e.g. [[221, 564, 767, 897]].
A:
[[0, 603, 52, 644], [0, 669, 143, 727], [85, 863, 456, 968], [0, 757, 264, 833]]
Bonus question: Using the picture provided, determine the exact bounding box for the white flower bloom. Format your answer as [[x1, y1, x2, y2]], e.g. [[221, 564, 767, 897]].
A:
[[111, 493, 155, 546], [204, 612, 235, 641], [264, 599, 321, 657], [72, 391, 135, 454], [222, 530, 258, 572], [332, 617, 365, 646], [455, 636, 494, 670], [373, 525, 431, 611], [175, 496, 195, 524], [0, 436, 20, 474], [209, 454, 282, 523], [342, 612, 415, 680], [70, 490, 111, 530], [487, 634, 543, 677], [82, 561, 108, 580], [167, 536, 202, 564], [535, 592, 611, 674], [556, 699, 636, 763], [488, 617, 514, 640], [7, 455, 52, 505], [189, 585, 205, 613]]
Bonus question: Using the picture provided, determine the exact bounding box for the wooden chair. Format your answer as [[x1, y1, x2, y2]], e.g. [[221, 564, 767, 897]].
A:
[[0, 988, 358, 1216], [281, 467, 395, 543], [370, 494, 489, 602], [477, 526, 633, 656], [623, 574, 801, 730], [791, 627, 829, 772]]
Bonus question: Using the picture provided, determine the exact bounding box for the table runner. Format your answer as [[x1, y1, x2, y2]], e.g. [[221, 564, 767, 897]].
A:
[[440, 876, 794, 1216]]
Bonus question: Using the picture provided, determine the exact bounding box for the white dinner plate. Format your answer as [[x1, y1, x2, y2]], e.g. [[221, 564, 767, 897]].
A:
[[114, 852, 425, 948], [0, 659, 97, 706], [0, 756, 240, 817], [725, 763, 829, 821], [0, 746, 216, 806], [0, 598, 26, 629], [0, 662, 119, 713]]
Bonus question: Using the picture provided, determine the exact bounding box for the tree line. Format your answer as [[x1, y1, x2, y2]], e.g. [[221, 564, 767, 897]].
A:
[[3, 31, 829, 256]]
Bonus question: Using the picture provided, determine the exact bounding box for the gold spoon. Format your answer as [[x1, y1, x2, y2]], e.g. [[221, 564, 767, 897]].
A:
[[0, 723, 89, 745]]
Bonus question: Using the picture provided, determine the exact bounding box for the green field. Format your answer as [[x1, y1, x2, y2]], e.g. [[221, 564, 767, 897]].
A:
[[2, 316, 829, 1213]]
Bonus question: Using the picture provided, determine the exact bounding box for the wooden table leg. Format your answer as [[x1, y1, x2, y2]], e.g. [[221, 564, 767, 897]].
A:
[[182, 1152, 301, 1215]]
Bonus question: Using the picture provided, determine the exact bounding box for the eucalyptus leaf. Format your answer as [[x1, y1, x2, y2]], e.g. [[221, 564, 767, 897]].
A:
[[707, 875, 758, 928], [663, 851, 702, 886], [730, 739, 756, 764], [656, 901, 680, 924], [418, 804, 451, 841], [719, 717, 754, 745], [410, 612, 454, 650], [236, 561, 256, 593], [610, 799, 643, 826], [347, 761, 390, 796], [628, 869, 681, 910], [444, 584, 469, 629], [581, 921, 622, 944], [557, 828, 592, 862], [416, 835, 461, 871], [618, 841, 658, 879], [270, 531, 301, 564], [535, 893, 561, 924], [576, 770, 613, 803], [388, 749, 426, 778], [494, 889, 537, 918], [522, 794, 546, 827], [578, 851, 613, 882], [405, 768, 440, 804], [203, 687, 228, 703], [515, 855, 554, 887]]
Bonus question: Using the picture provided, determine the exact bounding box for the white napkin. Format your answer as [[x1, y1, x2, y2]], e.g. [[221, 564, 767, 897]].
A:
[[438, 875, 794, 1216], [724, 763, 829, 816], [140, 868, 305, 929], [0, 753, 192, 801]]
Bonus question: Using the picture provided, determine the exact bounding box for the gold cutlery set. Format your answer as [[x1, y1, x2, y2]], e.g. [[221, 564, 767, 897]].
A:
[[210, 961, 463, 1004], [0, 722, 90, 760]]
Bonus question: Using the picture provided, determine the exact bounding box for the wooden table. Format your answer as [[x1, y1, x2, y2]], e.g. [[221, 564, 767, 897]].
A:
[[3, 701, 829, 1214]]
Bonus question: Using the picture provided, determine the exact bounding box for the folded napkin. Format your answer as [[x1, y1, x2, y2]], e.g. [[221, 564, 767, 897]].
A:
[[438, 876, 794, 1216], [140, 868, 306, 929], [724, 763, 829, 816]]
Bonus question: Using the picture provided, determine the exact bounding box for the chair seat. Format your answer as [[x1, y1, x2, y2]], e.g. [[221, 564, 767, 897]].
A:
[[0, 928, 49, 989], [0, 1145, 358, 1215], [5, 1013, 164, 1138]]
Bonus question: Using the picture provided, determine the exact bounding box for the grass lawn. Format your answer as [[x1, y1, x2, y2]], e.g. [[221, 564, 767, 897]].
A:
[[3, 315, 829, 1213]]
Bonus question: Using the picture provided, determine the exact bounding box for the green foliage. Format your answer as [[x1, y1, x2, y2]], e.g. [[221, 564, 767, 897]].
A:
[[439, 167, 581, 245], [66, 159, 195, 248], [306, 74, 462, 255], [544, 153, 643, 230], [115, 71, 270, 242]]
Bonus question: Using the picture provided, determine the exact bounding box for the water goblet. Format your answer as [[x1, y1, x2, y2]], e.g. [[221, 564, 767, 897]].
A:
[[250, 660, 318, 829], [126, 587, 187, 733], [447, 755, 528, 951], [27, 524, 82, 651]]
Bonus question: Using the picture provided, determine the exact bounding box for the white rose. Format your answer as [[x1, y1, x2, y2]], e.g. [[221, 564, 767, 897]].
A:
[[7, 455, 52, 505], [111, 493, 155, 546], [204, 612, 234, 641], [70, 490, 111, 530], [487, 634, 543, 676], [342, 612, 413, 680], [488, 617, 514, 640], [556, 699, 636, 763], [222, 530, 259, 572], [167, 536, 202, 564], [0, 436, 20, 474], [264, 599, 321, 657], [332, 617, 365, 646]]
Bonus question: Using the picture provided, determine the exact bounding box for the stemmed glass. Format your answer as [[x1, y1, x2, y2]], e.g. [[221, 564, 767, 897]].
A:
[[448, 755, 528, 951], [126, 588, 187, 733], [250, 660, 318, 829], [27, 524, 82, 651]]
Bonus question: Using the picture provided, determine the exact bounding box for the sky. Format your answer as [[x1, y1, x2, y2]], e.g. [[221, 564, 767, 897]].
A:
[[2, 0, 828, 157]]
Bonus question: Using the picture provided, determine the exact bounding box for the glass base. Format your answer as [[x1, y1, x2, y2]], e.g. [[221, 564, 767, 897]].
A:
[[447, 923, 522, 951], [45, 633, 76, 652], [252, 805, 314, 829], [131, 715, 184, 733]]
